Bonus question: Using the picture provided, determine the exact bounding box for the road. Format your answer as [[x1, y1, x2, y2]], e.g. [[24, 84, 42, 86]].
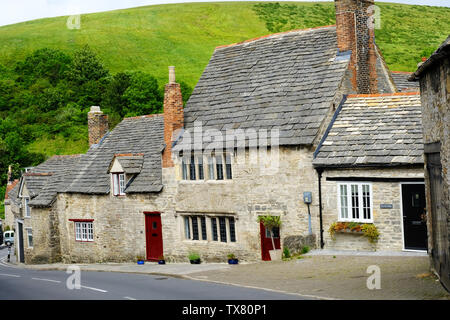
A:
[[0, 247, 305, 300]]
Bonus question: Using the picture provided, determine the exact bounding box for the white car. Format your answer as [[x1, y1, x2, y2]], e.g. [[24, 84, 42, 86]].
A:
[[3, 231, 14, 246]]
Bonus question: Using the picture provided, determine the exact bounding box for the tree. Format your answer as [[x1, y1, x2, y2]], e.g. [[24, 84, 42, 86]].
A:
[[14, 48, 72, 86], [122, 71, 162, 117], [66, 45, 109, 85], [102, 72, 132, 116]]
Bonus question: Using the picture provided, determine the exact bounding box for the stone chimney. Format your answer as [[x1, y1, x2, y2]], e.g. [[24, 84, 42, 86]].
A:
[[335, 0, 378, 94], [7, 165, 12, 185], [88, 106, 109, 147], [163, 66, 184, 168]]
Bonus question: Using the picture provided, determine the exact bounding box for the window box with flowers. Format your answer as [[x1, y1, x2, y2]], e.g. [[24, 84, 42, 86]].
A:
[[328, 222, 380, 243]]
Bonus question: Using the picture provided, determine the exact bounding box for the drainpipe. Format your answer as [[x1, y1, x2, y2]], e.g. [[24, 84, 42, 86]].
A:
[[317, 168, 324, 249]]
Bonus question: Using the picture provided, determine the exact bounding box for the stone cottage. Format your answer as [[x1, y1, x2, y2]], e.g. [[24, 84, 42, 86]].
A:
[[3, 166, 19, 231], [6, 154, 81, 263], [409, 36, 450, 291], [313, 92, 425, 251], [8, 0, 428, 264]]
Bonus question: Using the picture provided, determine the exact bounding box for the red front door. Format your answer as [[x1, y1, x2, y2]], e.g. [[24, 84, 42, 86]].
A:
[[260, 222, 281, 261], [145, 213, 163, 261]]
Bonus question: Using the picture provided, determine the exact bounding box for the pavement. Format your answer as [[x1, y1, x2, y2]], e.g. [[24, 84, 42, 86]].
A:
[[3, 247, 449, 300], [187, 250, 450, 300]]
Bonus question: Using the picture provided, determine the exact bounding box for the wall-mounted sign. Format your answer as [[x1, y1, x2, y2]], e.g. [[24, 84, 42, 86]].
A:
[[380, 204, 393, 209]]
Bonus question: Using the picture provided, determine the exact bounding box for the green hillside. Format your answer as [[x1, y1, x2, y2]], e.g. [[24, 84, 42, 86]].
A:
[[1, 1, 449, 87], [0, 2, 449, 219]]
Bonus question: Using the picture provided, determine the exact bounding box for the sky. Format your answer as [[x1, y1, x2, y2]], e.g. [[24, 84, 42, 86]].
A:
[[1, 0, 449, 27]]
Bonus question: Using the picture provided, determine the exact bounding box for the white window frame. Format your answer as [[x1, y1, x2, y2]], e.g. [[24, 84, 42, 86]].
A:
[[75, 221, 94, 242], [26, 228, 33, 248], [112, 173, 126, 196], [337, 182, 373, 223], [181, 152, 232, 181], [24, 197, 31, 218]]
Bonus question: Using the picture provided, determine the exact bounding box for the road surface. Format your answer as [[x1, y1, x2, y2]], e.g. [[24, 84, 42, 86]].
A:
[[0, 247, 306, 300]]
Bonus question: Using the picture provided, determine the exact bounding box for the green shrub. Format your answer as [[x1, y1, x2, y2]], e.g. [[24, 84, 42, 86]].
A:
[[188, 252, 200, 260], [301, 246, 310, 254], [283, 247, 291, 259]]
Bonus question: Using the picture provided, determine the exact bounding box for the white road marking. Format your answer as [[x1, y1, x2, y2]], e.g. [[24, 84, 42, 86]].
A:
[[32, 277, 61, 283], [80, 285, 108, 293], [0, 273, 20, 277], [123, 296, 137, 300], [0, 257, 19, 269]]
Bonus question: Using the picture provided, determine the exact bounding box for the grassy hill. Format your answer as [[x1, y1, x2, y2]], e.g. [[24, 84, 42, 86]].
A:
[[1, 1, 449, 89], [0, 2, 449, 219]]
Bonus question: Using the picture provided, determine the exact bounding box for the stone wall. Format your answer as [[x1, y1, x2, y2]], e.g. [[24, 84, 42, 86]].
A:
[[56, 168, 177, 263], [321, 167, 424, 251], [419, 57, 450, 275], [3, 202, 16, 231], [53, 147, 322, 263], [173, 146, 321, 261]]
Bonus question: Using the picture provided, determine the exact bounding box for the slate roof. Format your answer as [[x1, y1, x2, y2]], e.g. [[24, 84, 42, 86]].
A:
[[63, 115, 165, 194], [4, 179, 20, 206], [179, 26, 350, 150], [108, 154, 145, 174], [391, 71, 419, 92], [26, 155, 82, 207], [313, 93, 423, 167], [410, 35, 450, 80]]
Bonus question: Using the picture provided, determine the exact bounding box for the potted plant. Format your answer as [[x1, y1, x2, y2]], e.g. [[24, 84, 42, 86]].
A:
[[158, 255, 166, 265], [188, 252, 201, 264], [258, 215, 282, 261], [227, 253, 239, 265], [136, 255, 145, 265]]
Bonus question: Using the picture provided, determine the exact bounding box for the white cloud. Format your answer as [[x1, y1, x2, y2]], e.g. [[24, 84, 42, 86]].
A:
[[0, 0, 449, 27]]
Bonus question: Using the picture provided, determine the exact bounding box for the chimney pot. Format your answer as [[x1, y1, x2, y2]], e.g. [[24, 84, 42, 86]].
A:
[[89, 106, 102, 113], [169, 66, 176, 84]]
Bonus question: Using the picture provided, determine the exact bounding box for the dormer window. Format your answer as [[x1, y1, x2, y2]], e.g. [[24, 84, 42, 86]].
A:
[[112, 173, 126, 196], [108, 153, 144, 196]]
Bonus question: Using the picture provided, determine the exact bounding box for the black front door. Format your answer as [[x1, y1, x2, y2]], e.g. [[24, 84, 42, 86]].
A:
[[402, 184, 427, 250], [18, 222, 25, 263]]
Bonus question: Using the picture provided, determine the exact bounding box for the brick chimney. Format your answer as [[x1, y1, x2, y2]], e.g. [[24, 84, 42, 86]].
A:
[[163, 66, 184, 168], [335, 0, 378, 94], [88, 106, 109, 146]]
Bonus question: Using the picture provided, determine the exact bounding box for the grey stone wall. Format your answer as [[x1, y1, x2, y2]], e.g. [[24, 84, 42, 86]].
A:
[[419, 57, 450, 271], [321, 167, 424, 251], [173, 147, 321, 261]]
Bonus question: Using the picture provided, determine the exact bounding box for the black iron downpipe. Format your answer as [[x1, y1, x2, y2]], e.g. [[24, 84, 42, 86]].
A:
[[317, 168, 324, 249]]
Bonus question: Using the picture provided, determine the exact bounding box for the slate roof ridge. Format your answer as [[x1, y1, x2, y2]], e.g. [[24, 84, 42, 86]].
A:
[[123, 113, 163, 121], [48, 154, 83, 160], [114, 153, 145, 157], [214, 24, 337, 50], [347, 92, 420, 98], [23, 172, 53, 177], [391, 70, 413, 74]]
